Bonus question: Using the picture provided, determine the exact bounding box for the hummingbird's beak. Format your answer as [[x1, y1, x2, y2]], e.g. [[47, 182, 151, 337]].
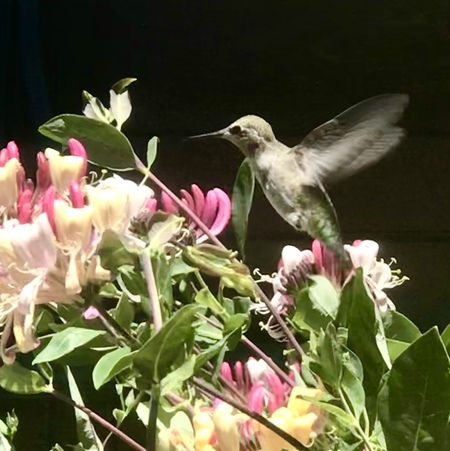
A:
[[186, 128, 228, 141]]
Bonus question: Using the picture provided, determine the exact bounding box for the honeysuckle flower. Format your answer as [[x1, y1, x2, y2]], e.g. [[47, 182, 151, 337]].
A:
[[0, 213, 75, 364], [344, 240, 408, 312], [44, 138, 87, 193], [85, 174, 154, 235], [253, 386, 325, 450], [312, 239, 343, 288], [83, 306, 101, 320], [0, 158, 21, 209], [161, 184, 231, 243]]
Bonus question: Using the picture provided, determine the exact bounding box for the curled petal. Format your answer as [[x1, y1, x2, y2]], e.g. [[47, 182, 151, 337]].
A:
[[209, 188, 231, 236]]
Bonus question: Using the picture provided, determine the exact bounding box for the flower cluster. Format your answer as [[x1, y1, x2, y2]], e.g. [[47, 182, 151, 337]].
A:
[[168, 358, 325, 451], [256, 239, 407, 339], [0, 140, 231, 364]]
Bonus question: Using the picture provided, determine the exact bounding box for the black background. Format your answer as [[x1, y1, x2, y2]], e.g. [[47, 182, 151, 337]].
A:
[[2, 0, 450, 449]]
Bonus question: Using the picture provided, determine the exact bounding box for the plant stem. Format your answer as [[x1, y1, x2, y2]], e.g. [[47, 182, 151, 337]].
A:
[[193, 377, 308, 451], [140, 250, 163, 333], [147, 384, 160, 451], [338, 387, 374, 451], [52, 390, 145, 451], [139, 168, 306, 359]]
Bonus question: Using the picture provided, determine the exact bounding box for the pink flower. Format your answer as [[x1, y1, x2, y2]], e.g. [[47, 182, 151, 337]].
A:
[[161, 184, 231, 243]]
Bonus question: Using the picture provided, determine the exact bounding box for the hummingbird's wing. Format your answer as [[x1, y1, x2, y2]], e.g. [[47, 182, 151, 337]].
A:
[[294, 94, 409, 185]]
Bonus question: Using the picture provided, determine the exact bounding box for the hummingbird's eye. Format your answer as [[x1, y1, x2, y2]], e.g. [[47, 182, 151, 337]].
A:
[[229, 125, 242, 135]]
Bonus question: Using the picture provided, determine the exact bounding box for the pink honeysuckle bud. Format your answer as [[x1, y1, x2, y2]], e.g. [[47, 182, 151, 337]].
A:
[[36, 151, 51, 192], [42, 186, 57, 235], [234, 361, 244, 390], [145, 197, 157, 212], [191, 184, 205, 217], [17, 188, 33, 224], [265, 371, 287, 414], [161, 191, 177, 214], [201, 190, 218, 227], [6, 141, 19, 160], [247, 383, 266, 414], [220, 362, 233, 383], [16, 166, 26, 192], [68, 138, 88, 178], [69, 181, 84, 209], [83, 306, 100, 320], [180, 188, 195, 213]]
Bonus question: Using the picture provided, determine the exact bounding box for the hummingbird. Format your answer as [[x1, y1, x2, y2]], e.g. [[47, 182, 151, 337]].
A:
[[190, 94, 409, 258]]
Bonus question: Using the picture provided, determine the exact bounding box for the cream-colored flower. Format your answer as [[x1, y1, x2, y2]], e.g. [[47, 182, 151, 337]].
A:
[[45, 148, 85, 193]]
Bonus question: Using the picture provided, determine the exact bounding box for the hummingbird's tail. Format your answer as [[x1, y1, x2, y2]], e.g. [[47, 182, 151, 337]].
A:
[[297, 184, 350, 265]]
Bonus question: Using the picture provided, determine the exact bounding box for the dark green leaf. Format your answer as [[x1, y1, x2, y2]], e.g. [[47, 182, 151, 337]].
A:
[[112, 295, 135, 330], [0, 363, 50, 394], [195, 287, 223, 314], [98, 229, 139, 271], [111, 78, 137, 94], [441, 323, 450, 350], [383, 310, 421, 343], [336, 269, 389, 426], [195, 338, 227, 370], [386, 338, 410, 362], [378, 328, 450, 451], [293, 275, 339, 332], [147, 137, 159, 169], [231, 158, 255, 259], [133, 305, 201, 382], [38, 114, 136, 170], [66, 367, 103, 450], [223, 313, 247, 335], [33, 328, 105, 364], [148, 214, 184, 250], [161, 355, 196, 395], [153, 254, 174, 310], [92, 347, 135, 389]]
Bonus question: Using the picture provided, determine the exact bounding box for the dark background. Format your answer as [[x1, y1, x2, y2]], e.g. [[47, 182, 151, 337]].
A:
[[2, 0, 450, 448]]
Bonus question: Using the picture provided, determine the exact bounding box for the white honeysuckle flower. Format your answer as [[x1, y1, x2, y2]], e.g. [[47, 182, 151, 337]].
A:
[[344, 240, 379, 274], [281, 245, 314, 275], [45, 148, 85, 193], [0, 158, 20, 208]]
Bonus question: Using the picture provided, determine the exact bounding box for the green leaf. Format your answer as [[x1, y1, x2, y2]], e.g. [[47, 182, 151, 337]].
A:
[[231, 158, 255, 259], [111, 77, 137, 94], [195, 337, 227, 370], [133, 305, 201, 382], [378, 328, 450, 451], [341, 351, 365, 422], [0, 363, 50, 394], [112, 294, 135, 330], [147, 137, 159, 169], [161, 355, 196, 395], [382, 310, 421, 343], [148, 213, 184, 250], [386, 338, 410, 362], [33, 328, 105, 364], [195, 287, 223, 314], [293, 275, 339, 331], [92, 347, 136, 390], [66, 367, 103, 451], [336, 269, 389, 426], [97, 229, 139, 271], [441, 323, 450, 350], [153, 253, 174, 310], [223, 313, 248, 335], [38, 114, 136, 171]]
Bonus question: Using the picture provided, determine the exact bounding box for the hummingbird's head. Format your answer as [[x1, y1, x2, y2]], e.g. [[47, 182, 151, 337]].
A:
[[189, 115, 276, 156]]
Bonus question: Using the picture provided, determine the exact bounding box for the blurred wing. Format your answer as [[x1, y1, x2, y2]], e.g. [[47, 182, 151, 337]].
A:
[[294, 94, 409, 185]]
